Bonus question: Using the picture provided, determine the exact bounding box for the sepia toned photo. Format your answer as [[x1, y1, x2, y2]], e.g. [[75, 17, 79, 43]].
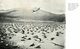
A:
[[0, 0, 65, 49]]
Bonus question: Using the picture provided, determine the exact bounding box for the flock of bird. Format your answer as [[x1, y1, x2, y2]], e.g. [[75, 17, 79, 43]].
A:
[[0, 23, 65, 49]]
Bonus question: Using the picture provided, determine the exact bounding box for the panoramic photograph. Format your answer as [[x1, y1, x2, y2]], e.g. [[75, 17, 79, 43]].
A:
[[0, 0, 65, 49]]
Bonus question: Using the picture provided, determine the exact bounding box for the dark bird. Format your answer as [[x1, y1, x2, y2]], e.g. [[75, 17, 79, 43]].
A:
[[35, 45, 41, 48], [33, 8, 40, 12], [30, 43, 35, 47]]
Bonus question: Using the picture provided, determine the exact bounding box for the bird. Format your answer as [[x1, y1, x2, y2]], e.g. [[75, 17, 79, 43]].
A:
[[32, 8, 40, 12]]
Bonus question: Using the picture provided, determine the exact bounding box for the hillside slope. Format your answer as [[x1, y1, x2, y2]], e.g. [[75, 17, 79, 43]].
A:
[[0, 9, 65, 22]]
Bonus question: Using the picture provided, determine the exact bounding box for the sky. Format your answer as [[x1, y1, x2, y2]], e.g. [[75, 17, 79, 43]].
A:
[[0, 0, 65, 14]]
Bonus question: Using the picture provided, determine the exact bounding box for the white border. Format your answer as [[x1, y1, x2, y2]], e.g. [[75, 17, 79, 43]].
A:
[[66, 0, 80, 49]]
